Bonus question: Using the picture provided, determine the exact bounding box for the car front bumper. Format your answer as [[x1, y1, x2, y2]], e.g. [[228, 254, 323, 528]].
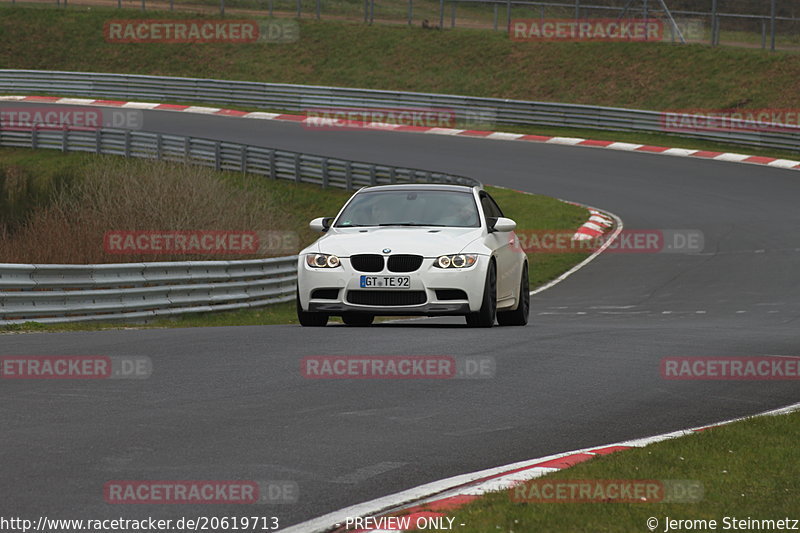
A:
[[297, 255, 489, 316]]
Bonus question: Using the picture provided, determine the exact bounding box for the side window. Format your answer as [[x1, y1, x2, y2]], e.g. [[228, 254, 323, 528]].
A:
[[480, 193, 504, 219]]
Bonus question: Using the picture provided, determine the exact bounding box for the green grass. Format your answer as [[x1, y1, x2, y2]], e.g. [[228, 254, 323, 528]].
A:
[[3, 5, 800, 113], [430, 411, 800, 533], [0, 152, 592, 332]]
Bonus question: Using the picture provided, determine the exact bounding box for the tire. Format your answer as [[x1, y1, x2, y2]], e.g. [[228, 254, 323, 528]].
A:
[[497, 263, 529, 326], [342, 313, 374, 326], [465, 261, 497, 328], [296, 289, 328, 327]]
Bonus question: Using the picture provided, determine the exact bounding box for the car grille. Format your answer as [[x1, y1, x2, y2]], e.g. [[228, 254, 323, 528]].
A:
[[347, 290, 427, 306], [387, 254, 423, 273], [350, 254, 384, 272]]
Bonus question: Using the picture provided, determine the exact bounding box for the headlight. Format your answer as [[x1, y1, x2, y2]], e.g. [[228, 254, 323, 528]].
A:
[[434, 254, 478, 269], [306, 253, 341, 268]]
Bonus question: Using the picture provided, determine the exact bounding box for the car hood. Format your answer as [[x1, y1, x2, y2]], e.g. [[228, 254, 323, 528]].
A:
[[310, 227, 485, 257]]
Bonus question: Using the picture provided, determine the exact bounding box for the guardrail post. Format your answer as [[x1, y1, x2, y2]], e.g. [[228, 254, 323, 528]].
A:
[[31, 123, 38, 150], [761, 18, 767, 49], [214, 141, 222, 171], [345, 161, 353, 191], [62, 125, 68, 152], [369, 166, 377, 185], [96, 129, 102, 154], [156, 133, 162, 160], [710, 0, 718, 46], [296, 0, 301, 18], [770, 0, 776, 51], [294, 153, 301, 183], [268, 0, 273, 17], [316, 0, 321, 19], [439, 0, 444, 29], [408, 0, 413, 25], [125, 130, 131, 157], [184, 137, 190, 164], [321, 158, 329, 188], [389, 167, 396, 184], [220, 0, 225, 16], [505, 0, 510, 32], [451, 1, 456, 28], [240, 145, 247, 174], [269, 150, 277, 179]]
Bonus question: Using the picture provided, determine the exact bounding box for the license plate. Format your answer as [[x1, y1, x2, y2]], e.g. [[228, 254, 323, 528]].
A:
[[359, 275, 411, 289]]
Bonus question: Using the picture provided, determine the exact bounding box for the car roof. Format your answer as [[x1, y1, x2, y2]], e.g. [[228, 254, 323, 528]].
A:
[[356, 184, 479, 193]]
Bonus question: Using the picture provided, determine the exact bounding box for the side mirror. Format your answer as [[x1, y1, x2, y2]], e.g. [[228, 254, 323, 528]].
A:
[[488, 217, 516, 233], [309, 217, 334, 232]]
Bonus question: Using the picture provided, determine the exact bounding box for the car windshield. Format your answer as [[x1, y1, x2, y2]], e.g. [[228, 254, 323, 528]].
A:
[[334, 190, 480, 228]]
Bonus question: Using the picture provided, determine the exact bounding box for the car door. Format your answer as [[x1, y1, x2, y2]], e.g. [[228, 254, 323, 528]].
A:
[[479, 191, 518, 302]]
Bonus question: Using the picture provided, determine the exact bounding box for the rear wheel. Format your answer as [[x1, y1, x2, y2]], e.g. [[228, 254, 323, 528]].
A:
[[296, 289, 328, 327], [497, 263, 529, 326], [465, 261, 496, 328], [342, 313, 374, 326]]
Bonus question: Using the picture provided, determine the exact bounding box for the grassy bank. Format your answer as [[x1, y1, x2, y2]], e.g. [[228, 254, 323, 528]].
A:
[[0, 148, 591, 331], [434, 410, 799, 532], [1, 5, 800, 112]]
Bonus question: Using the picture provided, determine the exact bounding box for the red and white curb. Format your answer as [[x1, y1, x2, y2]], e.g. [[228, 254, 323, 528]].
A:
[[573, 209, 614, 241], [282, 401, 800, 533], [3, 95, 800, 172]]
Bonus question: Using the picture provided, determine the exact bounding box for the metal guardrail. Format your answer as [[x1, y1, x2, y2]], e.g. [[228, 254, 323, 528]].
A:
[[0, 257, 298, 324], [0, 114, 478, 325], [0, 126, 479, 189], [1, 70, 798, 152]]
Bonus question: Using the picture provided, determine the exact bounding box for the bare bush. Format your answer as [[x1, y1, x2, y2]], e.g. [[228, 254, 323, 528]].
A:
[[0, 158, 291, 263]]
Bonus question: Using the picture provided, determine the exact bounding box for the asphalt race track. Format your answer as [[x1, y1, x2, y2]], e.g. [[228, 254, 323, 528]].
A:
[[1, 103, 799, 528]]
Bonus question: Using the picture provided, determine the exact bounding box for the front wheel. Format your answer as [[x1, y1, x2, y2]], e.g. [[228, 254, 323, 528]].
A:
[[297, 289, 328, 327], [497, 263, 529, 326], [465, 261, 496, 328]]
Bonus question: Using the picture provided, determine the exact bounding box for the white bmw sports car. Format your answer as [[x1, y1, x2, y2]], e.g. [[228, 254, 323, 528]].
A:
[[296, 184, 529, 327]]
